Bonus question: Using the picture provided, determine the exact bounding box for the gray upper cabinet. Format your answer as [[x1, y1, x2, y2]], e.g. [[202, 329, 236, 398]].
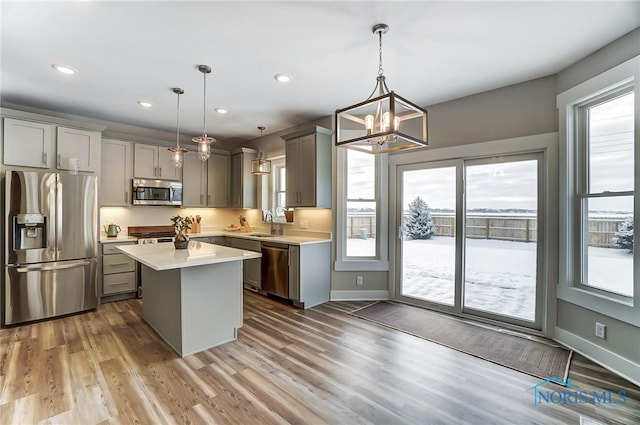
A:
[[230, 147, 257, 209], [182, 150, 208, 207], [101, 139, 133, 206], [207, 152, 230, 207], [3, 118, 53, 169], [56, 127, 101, 173], [133, 143, 182, 180], [283, 126, 332, 208]]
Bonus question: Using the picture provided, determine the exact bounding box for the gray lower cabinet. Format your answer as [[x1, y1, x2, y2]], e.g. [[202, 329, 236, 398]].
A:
[[100, 241, 137, 301], [190, 237, 210, 243], [228, 238, 261, 289], [209, 236, 228, 246], [288, 242, 331, 308]]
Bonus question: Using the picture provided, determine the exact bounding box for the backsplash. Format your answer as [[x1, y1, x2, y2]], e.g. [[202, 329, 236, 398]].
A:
[[100, 206, 331, 235]]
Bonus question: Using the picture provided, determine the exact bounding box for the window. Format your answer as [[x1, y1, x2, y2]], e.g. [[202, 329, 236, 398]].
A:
[[268, 157, 286, 222], [335, 148, 388, 271], [577, 90, 634, 297], [346, 149, 377, 257], [557, 56, 639, 325]]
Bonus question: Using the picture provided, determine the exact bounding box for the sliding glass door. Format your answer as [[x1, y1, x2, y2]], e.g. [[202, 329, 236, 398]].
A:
[[396, 153, 544, 329]]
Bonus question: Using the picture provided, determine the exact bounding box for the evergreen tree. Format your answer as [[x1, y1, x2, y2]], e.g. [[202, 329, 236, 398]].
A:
[[403, 196, 436, 240], [613, 216, 633, 252]]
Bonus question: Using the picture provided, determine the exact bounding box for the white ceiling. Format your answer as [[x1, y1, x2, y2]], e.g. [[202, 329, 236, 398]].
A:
[[2, 1, 639, 145]]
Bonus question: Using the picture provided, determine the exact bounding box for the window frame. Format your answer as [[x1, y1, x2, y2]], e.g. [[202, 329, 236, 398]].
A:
[[557, 55, 640, 325], [335, 148, 389, 271]]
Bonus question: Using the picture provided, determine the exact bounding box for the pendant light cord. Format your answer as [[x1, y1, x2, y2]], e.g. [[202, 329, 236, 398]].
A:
[[202, 72, 207, 135], [176, 91, 181, 148]]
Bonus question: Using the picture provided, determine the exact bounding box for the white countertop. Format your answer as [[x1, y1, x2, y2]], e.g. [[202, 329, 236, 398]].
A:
[[116, 241, 261, 271], [187, 230, 331, 245], [101, 230, 331, 245]]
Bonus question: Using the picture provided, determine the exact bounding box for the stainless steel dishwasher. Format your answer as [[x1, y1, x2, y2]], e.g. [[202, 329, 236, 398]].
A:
[[261, 243, 289, 298]]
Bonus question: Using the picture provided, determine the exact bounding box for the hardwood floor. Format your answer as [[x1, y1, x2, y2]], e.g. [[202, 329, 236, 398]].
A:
[[0, 291, 638, 425]]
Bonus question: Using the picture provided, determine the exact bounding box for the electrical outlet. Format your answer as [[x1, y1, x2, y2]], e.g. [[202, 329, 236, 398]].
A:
[[595, 322, 606, 339], [356, 276, 363, 286], [300, 219, 308, 229]]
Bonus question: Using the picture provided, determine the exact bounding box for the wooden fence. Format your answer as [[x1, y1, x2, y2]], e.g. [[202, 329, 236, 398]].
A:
[[346, 213, 629, 248]]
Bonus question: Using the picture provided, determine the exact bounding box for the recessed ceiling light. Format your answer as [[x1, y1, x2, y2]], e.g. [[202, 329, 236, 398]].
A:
[[215, 108, 228, 114], [274, 73, 292, 83], [137, 100, 153, 108], [52, 64, 77, 75]]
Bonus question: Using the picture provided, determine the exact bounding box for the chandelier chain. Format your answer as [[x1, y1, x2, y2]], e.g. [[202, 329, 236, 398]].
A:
[[378, 30, 384, 76]]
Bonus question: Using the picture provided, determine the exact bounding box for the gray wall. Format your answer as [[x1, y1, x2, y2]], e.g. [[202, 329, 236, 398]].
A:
[[427, 75, 558, 148]]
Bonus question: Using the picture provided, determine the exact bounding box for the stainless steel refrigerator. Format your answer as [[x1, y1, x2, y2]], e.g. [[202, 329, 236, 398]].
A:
[[3, 170, 98, 325]]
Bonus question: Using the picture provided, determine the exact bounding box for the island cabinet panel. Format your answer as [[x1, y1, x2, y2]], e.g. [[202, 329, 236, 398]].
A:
[[283, 126, 332, 208], [141, 261, 243, 357], [56, 126, 101, 172], [3, 118, 53, 168], [101, 139, 133, 206]]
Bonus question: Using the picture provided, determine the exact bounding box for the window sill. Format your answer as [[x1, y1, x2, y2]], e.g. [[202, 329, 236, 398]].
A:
[[557, 284, 639, 326], [334, 260, 389, 272]]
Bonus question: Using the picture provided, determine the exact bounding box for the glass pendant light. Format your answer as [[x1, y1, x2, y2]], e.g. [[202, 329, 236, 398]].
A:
[[192, 64, 216, 161], [251, 126, 272, 175], [168, 87, 187, 168]]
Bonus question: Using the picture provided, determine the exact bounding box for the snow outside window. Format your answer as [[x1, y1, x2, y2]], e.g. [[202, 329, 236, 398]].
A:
[[557, 55, 640, 325], [335, 148, 388, 271]]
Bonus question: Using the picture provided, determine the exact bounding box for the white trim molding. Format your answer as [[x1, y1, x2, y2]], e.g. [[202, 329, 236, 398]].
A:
[[555, 327, 639, 387], [330, 290, 389, 301]]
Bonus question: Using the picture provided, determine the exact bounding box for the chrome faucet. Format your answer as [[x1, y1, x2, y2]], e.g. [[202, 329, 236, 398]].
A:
[[267, 211, 277, 235]]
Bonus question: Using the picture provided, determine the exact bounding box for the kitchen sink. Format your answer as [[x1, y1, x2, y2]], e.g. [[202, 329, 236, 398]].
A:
[[249, 234, 274, 238]]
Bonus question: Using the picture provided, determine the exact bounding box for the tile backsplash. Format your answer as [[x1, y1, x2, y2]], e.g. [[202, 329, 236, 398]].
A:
[[100, 206, 331, 235]]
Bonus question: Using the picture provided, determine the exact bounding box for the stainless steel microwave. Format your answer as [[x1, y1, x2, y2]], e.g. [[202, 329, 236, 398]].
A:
[[132, 178, 182, 206]]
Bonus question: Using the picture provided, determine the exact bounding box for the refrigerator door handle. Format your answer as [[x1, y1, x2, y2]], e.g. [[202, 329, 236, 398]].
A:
[[15, 260, 92, 273], [48, 176, 57, 254], [56, 179, 63, 254]]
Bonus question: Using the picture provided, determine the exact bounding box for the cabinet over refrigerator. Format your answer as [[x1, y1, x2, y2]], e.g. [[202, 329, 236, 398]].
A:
[[3, 170, 98, 325]]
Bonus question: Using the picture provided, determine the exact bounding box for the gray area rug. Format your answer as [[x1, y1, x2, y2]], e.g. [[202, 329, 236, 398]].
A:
[[351, 301, 572, 382]]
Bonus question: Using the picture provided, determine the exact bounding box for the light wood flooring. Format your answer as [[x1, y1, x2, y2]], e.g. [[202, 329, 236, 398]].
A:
[[0, 291, 638, 425]]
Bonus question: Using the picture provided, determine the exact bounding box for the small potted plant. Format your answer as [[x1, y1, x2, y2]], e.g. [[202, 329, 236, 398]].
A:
[[170, 215, 191, 249]]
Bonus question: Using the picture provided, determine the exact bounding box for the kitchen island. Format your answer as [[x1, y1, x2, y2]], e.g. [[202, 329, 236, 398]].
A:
[[117, 241, 261, 357]]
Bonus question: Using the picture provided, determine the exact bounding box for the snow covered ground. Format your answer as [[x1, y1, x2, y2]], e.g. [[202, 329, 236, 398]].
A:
[[347, 236, 633, 321]]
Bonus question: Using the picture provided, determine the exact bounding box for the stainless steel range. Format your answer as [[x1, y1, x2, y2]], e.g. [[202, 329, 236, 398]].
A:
[[127, 226, 176, 299], [130, 231, 175, 245]]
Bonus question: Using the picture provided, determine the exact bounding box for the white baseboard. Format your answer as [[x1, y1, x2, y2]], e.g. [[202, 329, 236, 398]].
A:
[[554, 327, 639, 386], [330, 290, 389, 301]]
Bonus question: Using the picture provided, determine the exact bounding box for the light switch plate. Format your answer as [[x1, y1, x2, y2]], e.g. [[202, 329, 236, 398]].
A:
[[595, 322, 606, 339], [300, 219, 308, 229]]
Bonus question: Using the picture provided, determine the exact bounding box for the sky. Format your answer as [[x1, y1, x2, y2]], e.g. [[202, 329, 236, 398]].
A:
[[348, 92, 634, 214]]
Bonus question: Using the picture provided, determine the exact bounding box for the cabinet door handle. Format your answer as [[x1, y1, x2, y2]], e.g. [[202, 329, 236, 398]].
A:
[[159, 167, 162, 177], [208, 194, 211, 204], [125, 191, 129, 204], [200, 194, 204, 204], [57, 154, 61, 168], [43, 152, 48, 165]]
